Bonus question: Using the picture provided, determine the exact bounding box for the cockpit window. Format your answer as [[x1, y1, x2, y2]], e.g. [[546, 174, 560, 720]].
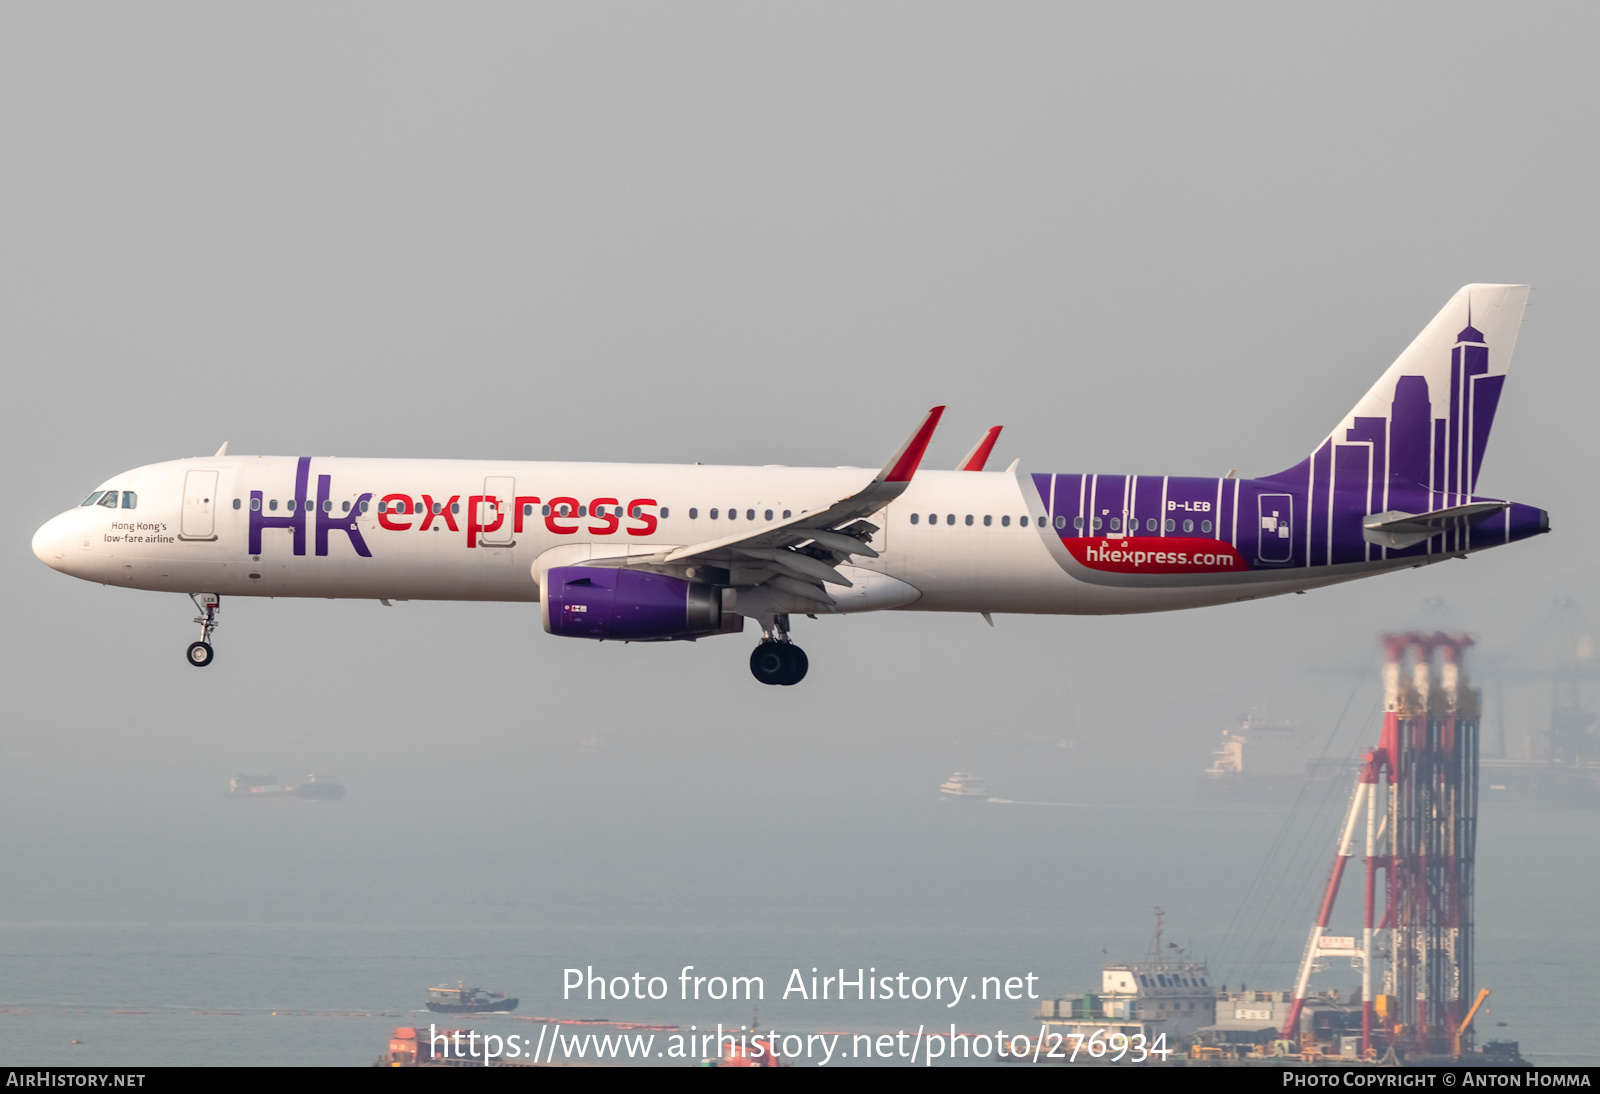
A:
[[121, 491, 137, 510], [81, 491, 105, 507], [97, 491, 120, 508]]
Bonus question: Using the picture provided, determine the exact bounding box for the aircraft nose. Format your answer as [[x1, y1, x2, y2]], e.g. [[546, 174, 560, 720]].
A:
[[32, 514, 71, 571]]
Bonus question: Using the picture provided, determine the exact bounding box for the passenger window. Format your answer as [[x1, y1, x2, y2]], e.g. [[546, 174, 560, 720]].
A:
[[688, 508, 698, 519], [764, 509, 773, 522], [660, 507, 670, 518], [945, 514, 955, 526], [1073, 516, 1083, 529], [341, 501, 350, 513], [983, 515, 992, 526], [910, 513, 920, 524], [270, 499, 279, 511], [1183, 519, 1194, 533], [1147, 518, 1157, 531], [81, 491, 105, 506], [783, 510, 791, 519], [1109, 517, 1121, 531], [709, 508, 719, 519], [323, 500, 333, 512], [927, 514, 936, 524], [1091, 517, 1102, 530], [1001, 515, 1010, 527], [452, 502, 461, 515], [1201, 519, 1213, 533], [964, 514, 974, 526], [541, 504, 551, 516], [1165, 518, 1176, 532], [746, 509, 755, 521], [250, 498, 261, 512], [98, 491, 118, 508]]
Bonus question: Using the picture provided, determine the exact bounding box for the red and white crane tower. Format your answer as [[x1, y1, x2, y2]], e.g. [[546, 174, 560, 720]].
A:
[[1282, 632, 1480, 1058]]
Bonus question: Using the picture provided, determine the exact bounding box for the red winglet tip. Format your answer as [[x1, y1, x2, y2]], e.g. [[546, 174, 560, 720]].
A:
[[883, 406, 945, 483], [957, 425, 1003, 471]]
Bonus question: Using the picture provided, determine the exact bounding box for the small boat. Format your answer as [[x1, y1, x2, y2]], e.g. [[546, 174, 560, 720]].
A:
[[226, 773, 344, 802], [938, 772, 990, 801], [425, 984, 519, 1014]]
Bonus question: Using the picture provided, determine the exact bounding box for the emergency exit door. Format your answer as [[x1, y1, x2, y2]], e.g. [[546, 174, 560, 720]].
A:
[[480, 476, 515, 546]]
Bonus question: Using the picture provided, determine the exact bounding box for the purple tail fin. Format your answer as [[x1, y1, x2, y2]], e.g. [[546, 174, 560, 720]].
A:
[[1268, 284, 1530, 515]]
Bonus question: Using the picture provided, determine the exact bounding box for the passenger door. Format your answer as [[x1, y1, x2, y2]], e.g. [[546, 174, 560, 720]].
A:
[[180, 470, 219, 541]]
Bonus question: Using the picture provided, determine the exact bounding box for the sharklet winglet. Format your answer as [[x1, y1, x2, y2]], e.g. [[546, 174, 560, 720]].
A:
[[956, 426, 1003, 471], [880, 406, 945, 483]]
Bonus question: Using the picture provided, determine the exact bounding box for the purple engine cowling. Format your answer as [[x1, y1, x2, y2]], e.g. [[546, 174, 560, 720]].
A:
[[542, 565, 722, 641]]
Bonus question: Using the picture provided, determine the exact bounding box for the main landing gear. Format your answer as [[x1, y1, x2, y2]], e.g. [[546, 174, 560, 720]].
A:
[[187, 593, 219, 667], [749, 614, 808, 686]]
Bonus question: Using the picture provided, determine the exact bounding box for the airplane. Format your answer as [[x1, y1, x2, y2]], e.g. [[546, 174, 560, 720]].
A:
[[32, 284, 1548, 686]]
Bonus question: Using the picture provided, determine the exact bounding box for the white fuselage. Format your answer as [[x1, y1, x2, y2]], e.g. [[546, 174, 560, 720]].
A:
[[32, 454, 1373, 619]]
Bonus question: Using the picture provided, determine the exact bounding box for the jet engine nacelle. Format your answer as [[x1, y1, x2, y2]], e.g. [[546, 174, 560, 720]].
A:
[[541, 565, 723, 641]]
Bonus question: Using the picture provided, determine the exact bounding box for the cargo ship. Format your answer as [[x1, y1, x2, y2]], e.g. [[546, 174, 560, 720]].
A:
[[1196, 716, 1358, 801], [426, 984, 519, 1014]]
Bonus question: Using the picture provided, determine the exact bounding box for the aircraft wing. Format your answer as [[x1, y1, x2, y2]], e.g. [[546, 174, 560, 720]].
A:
[[582, 407, 944, 604]]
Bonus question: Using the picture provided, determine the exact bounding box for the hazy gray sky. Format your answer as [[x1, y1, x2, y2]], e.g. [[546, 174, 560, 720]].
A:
[[2, 4, 1595, 1058]]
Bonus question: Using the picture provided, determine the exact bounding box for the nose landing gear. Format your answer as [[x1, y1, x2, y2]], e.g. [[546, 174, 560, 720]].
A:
[[187, 593, 220, 667], [749, 614, 808, 686]]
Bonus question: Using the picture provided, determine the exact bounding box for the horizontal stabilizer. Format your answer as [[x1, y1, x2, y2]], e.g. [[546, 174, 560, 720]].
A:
[[1362, 502, 1508, 550]]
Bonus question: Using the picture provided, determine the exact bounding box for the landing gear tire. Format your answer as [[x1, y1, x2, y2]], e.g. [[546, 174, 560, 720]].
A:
[[781, 645, 808, 686], [187, 593, 220, 668], [750, 642, 807, 686]]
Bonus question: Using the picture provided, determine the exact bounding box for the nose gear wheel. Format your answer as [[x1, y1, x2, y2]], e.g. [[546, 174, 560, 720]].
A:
[[187, 593, 220, 668]]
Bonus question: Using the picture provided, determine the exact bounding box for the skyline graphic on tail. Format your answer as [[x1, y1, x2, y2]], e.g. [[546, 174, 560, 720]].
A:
[[1036, 284, 1544, 580]]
